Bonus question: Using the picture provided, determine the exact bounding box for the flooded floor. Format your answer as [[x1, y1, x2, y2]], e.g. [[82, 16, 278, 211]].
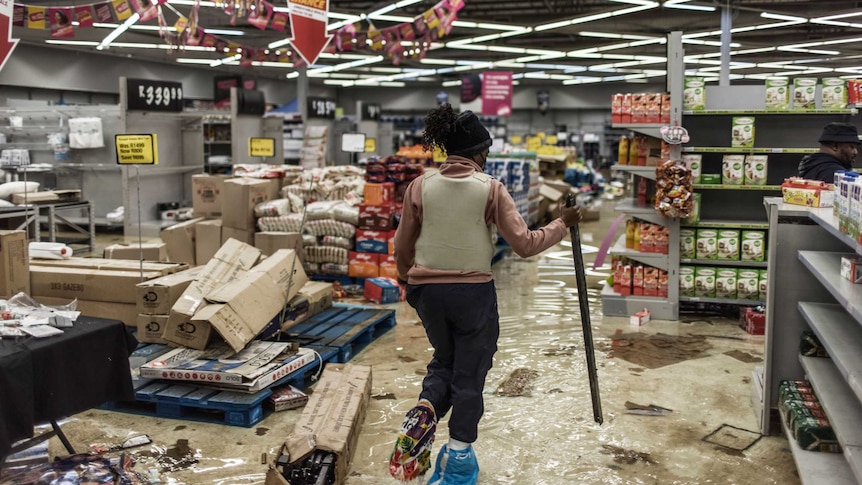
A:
[[3, 203, 800, 484]]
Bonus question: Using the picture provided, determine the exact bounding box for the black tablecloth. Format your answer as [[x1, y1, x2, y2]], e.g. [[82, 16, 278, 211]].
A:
[[0, 317, 137, 458]]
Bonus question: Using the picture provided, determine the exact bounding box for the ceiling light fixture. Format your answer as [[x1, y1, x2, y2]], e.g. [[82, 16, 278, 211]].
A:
[[97, 12, 139, 50], [663, 0, 715, 12], [760, 12, 808, 22]]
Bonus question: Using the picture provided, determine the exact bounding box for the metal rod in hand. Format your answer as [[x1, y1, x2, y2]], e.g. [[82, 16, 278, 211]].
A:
[[566, 194, 603, 424]]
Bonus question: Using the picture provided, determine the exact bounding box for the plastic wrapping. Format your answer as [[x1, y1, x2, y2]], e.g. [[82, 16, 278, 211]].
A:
[[320, 236, 353, 250], [304, 246, 349, 264], [305, 219, 357, 238], [254, 198, 291, 218], [306, 200, 344, 221], [654, 160, 693, 218], [331, 203, 360, 226], [258, 214, 304, 233]]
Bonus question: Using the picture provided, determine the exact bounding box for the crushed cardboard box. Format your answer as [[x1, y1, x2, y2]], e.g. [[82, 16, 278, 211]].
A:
[[267, 364, 372, 485], [161, 217, 205, 265], [255, 232, 303, 258], [195, 219, 223, 266], [136, 266, 203, 315], [104, 243, 168, 262]]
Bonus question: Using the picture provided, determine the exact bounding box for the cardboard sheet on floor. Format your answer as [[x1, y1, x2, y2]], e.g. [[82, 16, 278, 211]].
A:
[[609, 332, 712, 369]]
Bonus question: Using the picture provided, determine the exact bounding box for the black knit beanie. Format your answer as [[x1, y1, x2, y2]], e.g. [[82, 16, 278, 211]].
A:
[[444, 110, 492, 157]]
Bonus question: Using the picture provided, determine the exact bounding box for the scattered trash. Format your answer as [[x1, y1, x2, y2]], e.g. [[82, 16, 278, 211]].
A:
[[610, 332, 712, 369], [90, 435, 152, 454], [630, 308, 650, 327], [541, 345, 578, 356], [623, 401, 673, 416], [702, 424, 761, 452], [372, 392, 396, 400], [397, 355, 418, 363], [496, 368, 539, 397], [600, 444, 656, 465], [723, 350, 762, 363]]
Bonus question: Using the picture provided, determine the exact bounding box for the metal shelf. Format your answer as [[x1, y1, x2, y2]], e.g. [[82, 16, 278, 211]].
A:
[[680, 258, 767, 268], [798, 251, 862, 324], [611, 123, 663, 138], [800, 355, 862, 483], [610, 235, 669, 271], [684, 219, 770, 230], [798, 302, 862, 403], [684, 108, 857, 116], [601, 284, 676, 320], [614, 198, 666, 226], [680, 296, 764, 306], [682, 147, 818, 154], [693, 184, 781, 191], [778, 407, 856, 485], [809, 209, 862, 257], [611, 164, 657, 181]]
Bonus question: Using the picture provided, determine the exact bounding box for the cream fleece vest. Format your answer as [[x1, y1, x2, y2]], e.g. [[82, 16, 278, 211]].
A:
[[415, 170, 495, 272]]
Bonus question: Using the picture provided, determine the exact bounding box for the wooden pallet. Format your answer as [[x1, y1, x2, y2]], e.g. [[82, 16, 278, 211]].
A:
[[285, 304, 396, 363]]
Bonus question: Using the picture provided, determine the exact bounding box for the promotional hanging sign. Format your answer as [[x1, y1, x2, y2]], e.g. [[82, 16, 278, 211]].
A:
[[115, 134, 159, 165], [0, 0, 20, 73], [482, 71, 513, 117], [288, 0, 332, 66]]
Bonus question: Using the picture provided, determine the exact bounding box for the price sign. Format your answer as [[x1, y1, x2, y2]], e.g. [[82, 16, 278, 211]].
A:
[[510, 135, 523, 144], [362, 103, 381, 121], [364, 138, 376, 153], [249, 137, 275, 157], [115, 134, 159, 165], [126, 79, 183, 112], [307, 97, 337, 119]]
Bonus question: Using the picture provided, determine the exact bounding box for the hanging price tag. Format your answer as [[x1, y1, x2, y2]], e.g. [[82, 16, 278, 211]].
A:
[[115, 134, 158, 165], [249, 137, 275, 157], [126, 79, 183, 112], [307, 97, 336, 119]]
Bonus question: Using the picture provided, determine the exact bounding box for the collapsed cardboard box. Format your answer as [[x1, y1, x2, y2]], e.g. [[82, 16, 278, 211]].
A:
[[136, 266, 203, 315], [104, 242, 168, 262], [267, 364, 372, 485], [192, 249, 308, 352], [255, 232, 303, 257], [0, 230, 29, 298], [161, 217, 206, 265], [163, 238, 261, 349], [195, 219, 223, 266], [257, 281, 334, 339]]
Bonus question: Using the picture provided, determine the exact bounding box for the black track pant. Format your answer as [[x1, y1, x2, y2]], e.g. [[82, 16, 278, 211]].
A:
[[406, 281, 499, 443]]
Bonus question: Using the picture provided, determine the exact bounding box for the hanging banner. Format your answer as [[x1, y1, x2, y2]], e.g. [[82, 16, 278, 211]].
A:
[[112, 0, 132, 21], [461, 74, 481, 103], [247, 0, 273, 30], [49, 8, 74, 38], [75, 6, 95, 28], [26, 7, 46, 29], [270, 11, 289, 32], [288, 0, 332, 66], [12, 5, 24, 27], [94, 2, 113, 23], [0, 0, 19, 73], [482, 71, 513, 117]]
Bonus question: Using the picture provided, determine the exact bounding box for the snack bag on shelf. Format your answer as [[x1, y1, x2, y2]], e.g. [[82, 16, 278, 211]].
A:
[[654, 160, 694, 218]]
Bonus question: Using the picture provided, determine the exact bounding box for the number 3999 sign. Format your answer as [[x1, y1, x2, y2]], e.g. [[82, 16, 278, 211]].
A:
[[126, 79, 184, 112]]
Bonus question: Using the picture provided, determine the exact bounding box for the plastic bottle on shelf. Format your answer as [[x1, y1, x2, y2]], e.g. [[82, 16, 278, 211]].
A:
[[29, 242, 72, 260]]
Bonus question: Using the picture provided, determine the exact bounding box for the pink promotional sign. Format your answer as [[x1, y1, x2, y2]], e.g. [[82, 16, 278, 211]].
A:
[[481, 71, 513, 117]]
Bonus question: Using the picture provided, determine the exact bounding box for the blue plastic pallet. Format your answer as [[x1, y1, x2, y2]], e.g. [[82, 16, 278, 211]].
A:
[[285, 304, 395, 363]]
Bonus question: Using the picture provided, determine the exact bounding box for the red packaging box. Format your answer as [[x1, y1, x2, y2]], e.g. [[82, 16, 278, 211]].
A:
[[355, 229, 389, 254], [661, 93, 671, 124], [388, 230, 396, 255], [613, 258, 622, 294], [364, 277, 401, 304], [644, 267, 659, 297], [349, 251, 380, 278], [646, 93, 662, 124], [358, 204, 396, 231], [631, 93, 646, 124], [633, 265, 644, 296], [379, 254, 398, 280], [740, 307, 765, 335], [612, 93, 624, 124], [639, 223, 655, 253], [621, 93, 633, 124], [658, 270, 669, 297], [364, 182, 396, 206], [620, 264, 633, 296]]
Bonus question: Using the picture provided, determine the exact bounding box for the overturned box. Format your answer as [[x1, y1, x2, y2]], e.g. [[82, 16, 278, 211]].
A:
[[267, 364, 372, 485], [136, 266, 203, 315]]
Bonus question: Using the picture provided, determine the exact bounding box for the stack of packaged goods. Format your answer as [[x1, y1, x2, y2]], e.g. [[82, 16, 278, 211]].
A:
[[616, 135, 670, 167], [678, 228, 768, 301], [626, 219, 669, 254], [611, 257, 669, 298], [396, 145, 434, 167], [485, 157, 532, 223], [778, 379, 841, 453]]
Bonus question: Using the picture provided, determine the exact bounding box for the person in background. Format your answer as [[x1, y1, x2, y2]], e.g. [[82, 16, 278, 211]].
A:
[[798, 122, 860, 182], [389, 104, 583, 485]]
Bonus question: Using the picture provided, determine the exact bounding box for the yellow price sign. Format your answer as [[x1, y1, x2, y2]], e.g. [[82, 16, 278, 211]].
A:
[[364, 138, 377, 153], [526, 136, 542, 150], [546, 135, 558, 145], [510, 135, 523, 144], [536, 132, 546, 140], [249, 137, 275, 157], [115, 134, 158, 165]]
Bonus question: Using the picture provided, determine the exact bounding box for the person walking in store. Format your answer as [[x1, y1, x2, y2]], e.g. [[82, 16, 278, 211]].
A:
[[798, 122, 860, 182], [388, 104, 583, 484]]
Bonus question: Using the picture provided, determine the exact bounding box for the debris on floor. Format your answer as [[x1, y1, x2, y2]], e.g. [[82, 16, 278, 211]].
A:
[[600, 444, 656, 465], [702, 424, 762, 452], [0, 453, 145, 484], [134, 439, 200, 473], [541, 345, 578, 356], [723, 349, 763, 363], [610, 332, 713, 369], [623, 401, 673, 416], [89, 434, 152, 454], [495, 368, 540, 397]]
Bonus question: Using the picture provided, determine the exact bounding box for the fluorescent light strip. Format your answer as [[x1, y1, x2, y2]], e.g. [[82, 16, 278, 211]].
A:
[[761, 12, 808, 22], [420, 58, 457, 65], [442, 80, 462, 87], [46, 40, 99, 46], [368, 14, 413, 22], [815, 11, 862, 22], [778, 47, 841, 55], [97, 12, 139, 50], [664, 0, 715, 12]]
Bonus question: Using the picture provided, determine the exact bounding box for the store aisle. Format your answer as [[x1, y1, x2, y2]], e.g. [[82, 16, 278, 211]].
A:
[[13, 203, 799, 485]]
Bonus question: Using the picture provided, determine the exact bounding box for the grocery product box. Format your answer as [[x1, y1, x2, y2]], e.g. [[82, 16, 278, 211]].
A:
[[793, 78, 818, 109], [660, 93, 671, 124], [268, 385, 309, 412], [849, 182, 862, 240], [630, 308, 650, 327], [364, 182, 396, 206], [356, 230, 389, 254], [644, 267, 659, 297], [222, 178, 280, 230], [781, 178, 834, 207], [621, 93, 633, 123], [195, 219, 222, 266], [741, 231, 766, 262], [765, 77, 790, 110], [255, 231, 303, 257], [717, 230, 740, 260], [645, 93, 662, 124], [700, 174, 721, 185], [731, 117, 755, 148], [358, 204, 395, 230], [744, 155, 768, 186], [639, 223, 656, 253], [379, 254, 397, 280], [684, 77, 706, 111], [631, 93, 646, 123], [680, 229, 696, 259], [740, 307, 765, 335], [696, 229, 718, 260], [221, 226, 255, 246], [104, 243, 167, 262], [619, 263, 632, 296], [737, 270, 760, 300], [349, 251, 380, 278], [192, 174, 230, 217], [759, 269, 768, 301], [161, 217, 205, 265], [821, 78, 847, 109], [633, 265, 644, 296], [388, 230, 396, 255], [364, 277, 401, 304], [612, 94, 624, 124], [0, 230, 28, 298], [659, 270, 668, 298], [136, 266, 203, 315], [683, 154, 702, 184], [655, 227, 669, 255], [695, 267, 716, 298], [722, 155, 745, 185], [137, 314, 169, 344], [686, 193, 702, 225], [30, 266, 162, 304], [841, 256, 862, 283], [715, 268, 737, 299], [192, 249, 308, 352]]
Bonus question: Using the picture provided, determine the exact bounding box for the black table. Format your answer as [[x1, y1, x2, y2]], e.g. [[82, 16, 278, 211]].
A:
[[0, 317, 137, 461]]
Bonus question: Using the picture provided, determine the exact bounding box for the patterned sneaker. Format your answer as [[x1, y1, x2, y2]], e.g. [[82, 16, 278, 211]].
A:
[[427, 444, 479, 485], [389, 400, 437, 482]]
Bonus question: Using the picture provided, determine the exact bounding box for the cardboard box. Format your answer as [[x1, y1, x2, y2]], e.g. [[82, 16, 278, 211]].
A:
[[194, 249, 308, 352], [821, 78, 847, 109], [195, 219, 223, 266], [136, 267, 203, 315], [680, 229, 696, 259], [696, 229, 718, 260], [27, 257, 186, 276], [222, 226, 255, 245], [30, 266, 162, 304], [0, 230, 29, 298], [388, 230, 396, 255], [765, 77, 790, 110], [716, 269, 738, 299], [782, 178, 834, 208], [695, 267, 716, 298], [259, 281, 333, 336], [745, 155, 769, 186], [349, 252, 380, 278], [363, 183, 396, 206], [741, 231, 766, 262], [164, 239, 262, 349], [717, 230, 740, 260], [161, 217, 206, 265], [793, 78, 818, 109], [35, 296, 138, 327], [379, 254, 397, 280], [630, 308, 650, 327], [11, 190, 81, 205], [731, 117, 755, 148], [841, 256, 862, 283], [364, 277, 400, 304], [722, 155, 745, 185], [358, 204, 395, 231], [683, 77, 706, 111], [137, 314, 169, 344], [222, 178, 280, 230], [255, 232, 303, 257], [679, 266, 695, 297], [740, 308, 766, 335], [104, 243, 168, 262], [355, 230, 388, 254], [268, 364, 372, 485], [737, 270, 760, 300], [192, 174, 230, 217]]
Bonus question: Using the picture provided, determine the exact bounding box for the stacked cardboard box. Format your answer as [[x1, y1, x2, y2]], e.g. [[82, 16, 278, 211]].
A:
[[192, 174, 230, 218], [351, 184, 396, 279], [221, 178, 281, 245], [136, 266, 203, 344], [195, 219, 223, 266], [161, 217, 206, 265], [104, 242, 168, 262]]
